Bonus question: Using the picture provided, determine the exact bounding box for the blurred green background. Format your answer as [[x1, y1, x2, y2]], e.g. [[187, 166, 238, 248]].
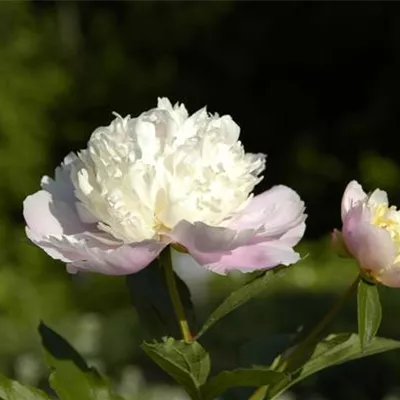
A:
[[1, 2, 400, 399]]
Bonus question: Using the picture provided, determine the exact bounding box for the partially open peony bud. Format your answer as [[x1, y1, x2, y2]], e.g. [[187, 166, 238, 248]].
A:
[[23, 98, 306, 275], [339, 180, 400, 287]]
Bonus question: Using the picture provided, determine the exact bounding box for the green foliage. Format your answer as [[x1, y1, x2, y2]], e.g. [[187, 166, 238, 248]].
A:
[[196, 266, 289, 339], [357, 279, 382, 350], [141, 338, 210, 400], [201, 368, 287, 400], [266, 333, 400, 399], [0, 6, 74, 385], [0, 2, 68, 205], [39, 322, 91, 373], [39, 322, 122, 400], [0, 373, 49, 400]]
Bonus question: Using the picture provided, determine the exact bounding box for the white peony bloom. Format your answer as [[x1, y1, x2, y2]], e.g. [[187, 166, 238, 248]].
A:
[[23, 98, 306, 275]]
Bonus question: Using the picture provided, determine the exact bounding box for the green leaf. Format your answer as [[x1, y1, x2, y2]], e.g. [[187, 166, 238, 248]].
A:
[[126, 250, 195, 340], [39, 321, 89, 372], [39, 322, 121, 400], [0, 373, 50, 400], [201, 368, 288, 400], [141, 337, 210, 400], [196, 266, 288, 339], [357, 279, 382, 350], [267, 333, 400, 399]]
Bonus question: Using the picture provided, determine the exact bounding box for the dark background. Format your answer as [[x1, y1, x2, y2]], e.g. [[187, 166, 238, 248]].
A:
[[1, 2, 400, 399]]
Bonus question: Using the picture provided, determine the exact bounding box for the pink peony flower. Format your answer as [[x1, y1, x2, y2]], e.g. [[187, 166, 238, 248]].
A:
[[338, 180, 400, 287], [23, 98, 306, 275]]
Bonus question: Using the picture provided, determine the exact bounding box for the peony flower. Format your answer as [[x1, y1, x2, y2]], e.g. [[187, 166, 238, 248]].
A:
[[337, 180, 400, 287], [23, 98, 306, 275]]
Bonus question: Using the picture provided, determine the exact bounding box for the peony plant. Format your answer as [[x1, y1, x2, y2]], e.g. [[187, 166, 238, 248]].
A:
[[6, 99, 400, 400]]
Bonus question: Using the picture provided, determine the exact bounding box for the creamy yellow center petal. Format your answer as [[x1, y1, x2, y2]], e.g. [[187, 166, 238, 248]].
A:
[[371, 203, 400, 262]]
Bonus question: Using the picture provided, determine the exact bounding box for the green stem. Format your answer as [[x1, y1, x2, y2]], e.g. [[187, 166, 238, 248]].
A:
[[248, 274, 360, 400], [248, 386, 267, 400], [162, 247, 193, 343], [291, 274, 360, 351]]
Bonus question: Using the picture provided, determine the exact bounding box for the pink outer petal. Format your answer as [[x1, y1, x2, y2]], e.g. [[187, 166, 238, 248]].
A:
[[376, 265, 400, 288], [26, 227, 71, 262], [66, 241, 167, 275], [24, 175, 166, 275], [278, 221, 306, 247], [23, 190, 86, 236], [342, 204, 397, 273], [41, 153, 78, 204], [170, 220, 255, 252], [168, 185, 306, 275], [169, 220, 303, 275], [231, 185, 306, 238], [188, 240, 301, 275], [23, 152, 100, 240], [341, 180, 367, 222], [24, 165, 166, 275], [27, 227, 166, 275]]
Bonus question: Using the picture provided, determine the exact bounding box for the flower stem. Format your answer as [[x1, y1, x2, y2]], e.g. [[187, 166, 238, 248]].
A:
[[248, 386, 267, 400], [162, 247, 193, 343], [248, 274, 360, 400], [292, 274, 360, 350]]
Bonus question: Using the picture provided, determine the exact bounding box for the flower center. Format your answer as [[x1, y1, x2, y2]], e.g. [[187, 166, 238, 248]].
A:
[[371, 203, 400, 260]]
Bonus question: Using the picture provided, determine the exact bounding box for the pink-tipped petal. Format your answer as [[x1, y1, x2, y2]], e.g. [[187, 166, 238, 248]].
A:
[[169, 186, 306, 275], [23, 190, 85, 236], [231, 185, 306, 238], [170, 220, 301, 275], [26, 227, 72, 262], [67, 241, 166, 275], [170, 220, 254, 252], [278, 221, 306, 247], [342, 204, 397, 273], [189, 240, 300, 275], [23, 157, 164, 275], [41, 153, 77, 199], [341, 180, 367, 222], [27, 227, 166, 275]]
